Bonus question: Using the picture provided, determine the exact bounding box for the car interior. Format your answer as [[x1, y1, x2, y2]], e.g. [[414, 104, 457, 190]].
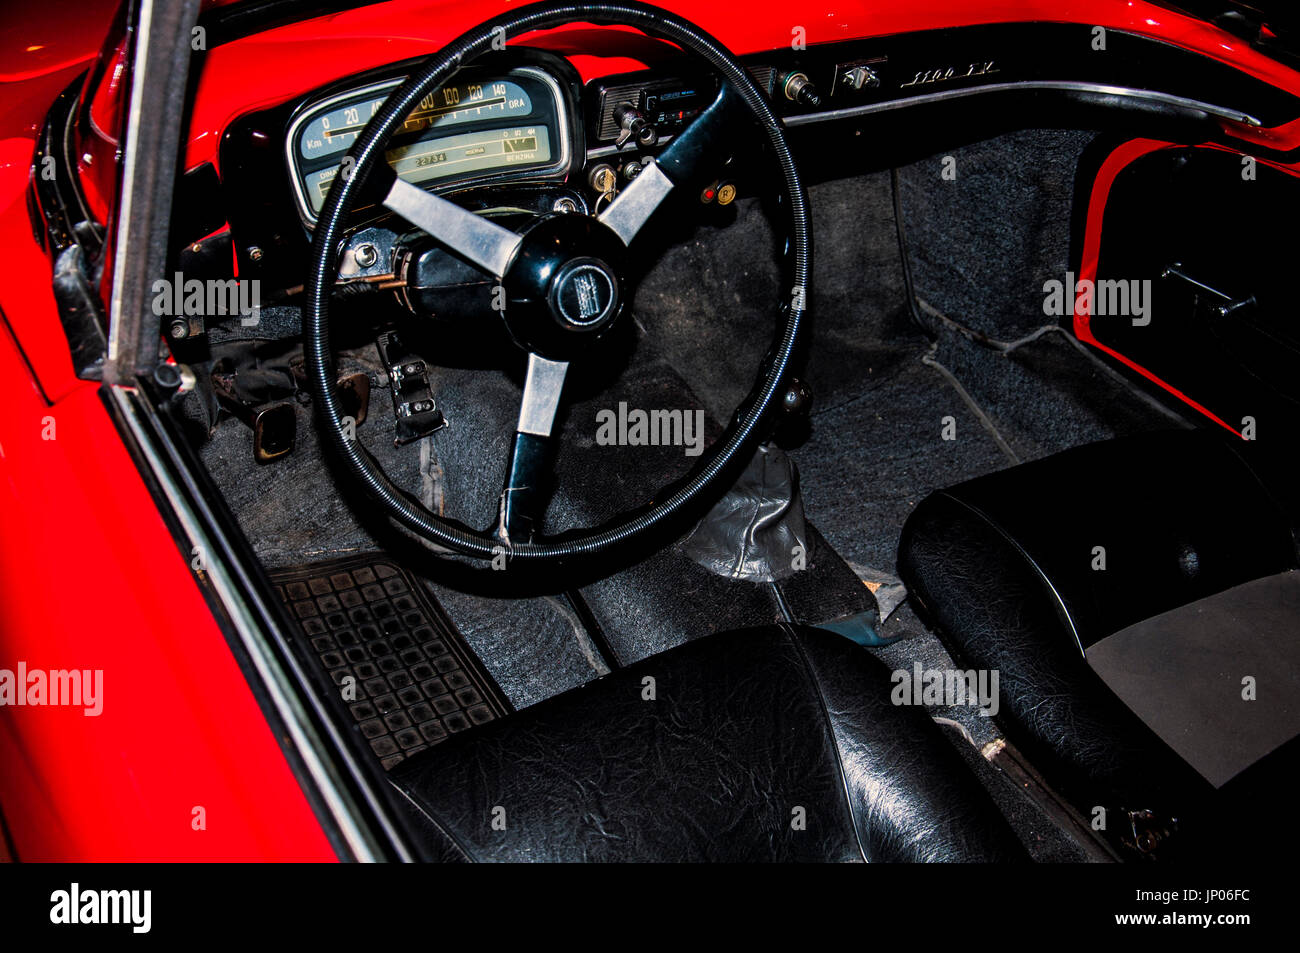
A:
[[33, 0, 1300, 861]]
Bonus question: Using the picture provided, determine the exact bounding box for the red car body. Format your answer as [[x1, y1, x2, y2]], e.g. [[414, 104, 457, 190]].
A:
[[1, 0, 1297, 861]]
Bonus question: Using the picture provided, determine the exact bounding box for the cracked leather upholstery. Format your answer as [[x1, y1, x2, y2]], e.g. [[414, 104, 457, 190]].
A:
[[897, 430, 1297, 821], [389, 625, 1026, 862], [899, 488, 1208, 814]]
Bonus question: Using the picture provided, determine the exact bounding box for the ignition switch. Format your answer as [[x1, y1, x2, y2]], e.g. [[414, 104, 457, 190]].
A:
[[588, 163, 618, 197]]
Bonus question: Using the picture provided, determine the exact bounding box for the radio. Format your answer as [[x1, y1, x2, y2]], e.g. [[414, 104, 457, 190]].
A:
[[590, 72, 720, 145]]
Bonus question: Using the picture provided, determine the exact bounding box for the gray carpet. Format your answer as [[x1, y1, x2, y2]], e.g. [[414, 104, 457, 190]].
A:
[[790, 354, 1010, 572], [199, 350, 612, 708], [899, 128, 1098, 341], [791, 130, 1190, 580]]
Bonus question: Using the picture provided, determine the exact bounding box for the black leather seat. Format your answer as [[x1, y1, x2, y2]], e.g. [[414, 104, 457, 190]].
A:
[[390, 625, 1026, 862], [898, 429, 1300, 856]]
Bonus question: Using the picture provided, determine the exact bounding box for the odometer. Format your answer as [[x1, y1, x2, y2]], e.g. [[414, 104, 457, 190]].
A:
[[286, 66, 569, 224], [388, 126, 549, 179], [304, 126, 552, 213]]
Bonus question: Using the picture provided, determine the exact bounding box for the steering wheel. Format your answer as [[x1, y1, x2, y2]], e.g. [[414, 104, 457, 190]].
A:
[[305, 0, 810, 566]]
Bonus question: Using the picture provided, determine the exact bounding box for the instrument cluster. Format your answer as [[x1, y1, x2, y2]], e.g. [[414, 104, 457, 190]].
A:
[[285, 63, 572, 226]]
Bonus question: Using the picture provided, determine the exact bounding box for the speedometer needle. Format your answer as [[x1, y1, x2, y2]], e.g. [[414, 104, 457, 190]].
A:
[[322, 125, 365, 139]]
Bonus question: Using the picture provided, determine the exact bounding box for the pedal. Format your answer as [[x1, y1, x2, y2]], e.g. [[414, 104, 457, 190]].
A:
[[212, 369, 296, 464], [289, 361, 372, 429], [336, 371, 371, 428], [376, 330, 447, 445]]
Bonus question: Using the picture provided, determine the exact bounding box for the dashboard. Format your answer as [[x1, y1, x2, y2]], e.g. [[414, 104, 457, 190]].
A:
[[198, 20, 1300, 297]]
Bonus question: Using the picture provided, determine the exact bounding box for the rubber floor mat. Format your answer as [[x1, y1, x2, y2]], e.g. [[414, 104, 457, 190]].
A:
[[271, 554, 511, 771]]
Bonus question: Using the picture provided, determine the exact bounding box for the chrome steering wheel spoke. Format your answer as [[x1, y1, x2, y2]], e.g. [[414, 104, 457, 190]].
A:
[[497, 353, 569, 544], [598, 160, 675, 245], [383, 177, 523, 278]]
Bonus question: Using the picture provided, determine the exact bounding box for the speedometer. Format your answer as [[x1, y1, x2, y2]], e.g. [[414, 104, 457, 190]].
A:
[[296, 79, 536, 161], [286, 66, 570, 224]]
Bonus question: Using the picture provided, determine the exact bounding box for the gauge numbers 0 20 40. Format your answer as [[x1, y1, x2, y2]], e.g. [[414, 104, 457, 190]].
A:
[[296, 79, 534, 161]]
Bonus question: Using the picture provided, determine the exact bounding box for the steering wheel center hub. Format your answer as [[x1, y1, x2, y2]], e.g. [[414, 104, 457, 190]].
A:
[[500, 213, 629, 359]]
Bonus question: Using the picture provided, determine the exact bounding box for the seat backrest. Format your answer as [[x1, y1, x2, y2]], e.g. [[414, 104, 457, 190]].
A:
[[924, 429, 1297, 653]]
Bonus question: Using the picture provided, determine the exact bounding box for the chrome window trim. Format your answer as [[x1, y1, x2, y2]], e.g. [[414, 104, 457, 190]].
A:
[[779, 80, 1262, 128], [104, 386, 403, 862]]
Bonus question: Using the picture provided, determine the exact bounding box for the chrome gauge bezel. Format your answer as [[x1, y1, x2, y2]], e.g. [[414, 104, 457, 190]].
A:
[[284, 65, 572, 228]]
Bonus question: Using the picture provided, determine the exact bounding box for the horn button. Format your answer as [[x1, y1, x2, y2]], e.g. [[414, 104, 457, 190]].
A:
[[550, 258, 618, 328], [499, 214, 628, 360]]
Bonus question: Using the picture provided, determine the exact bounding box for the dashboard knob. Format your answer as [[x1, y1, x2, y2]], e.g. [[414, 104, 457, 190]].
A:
[[840, 65, 880, 90], [782, 72, 821, 107], [613, 102, 657, 147]]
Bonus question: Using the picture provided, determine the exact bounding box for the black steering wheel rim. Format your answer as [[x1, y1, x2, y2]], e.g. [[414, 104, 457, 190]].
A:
[[305, 0, 811, 564]]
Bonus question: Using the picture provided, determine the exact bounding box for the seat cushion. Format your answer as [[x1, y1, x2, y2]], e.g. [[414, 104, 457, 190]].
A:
[[898, 429, 1300, 852], [389, 625, 1026, 862], [1087, 571, 1300, 788], [900, 484, 1206, 815]]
